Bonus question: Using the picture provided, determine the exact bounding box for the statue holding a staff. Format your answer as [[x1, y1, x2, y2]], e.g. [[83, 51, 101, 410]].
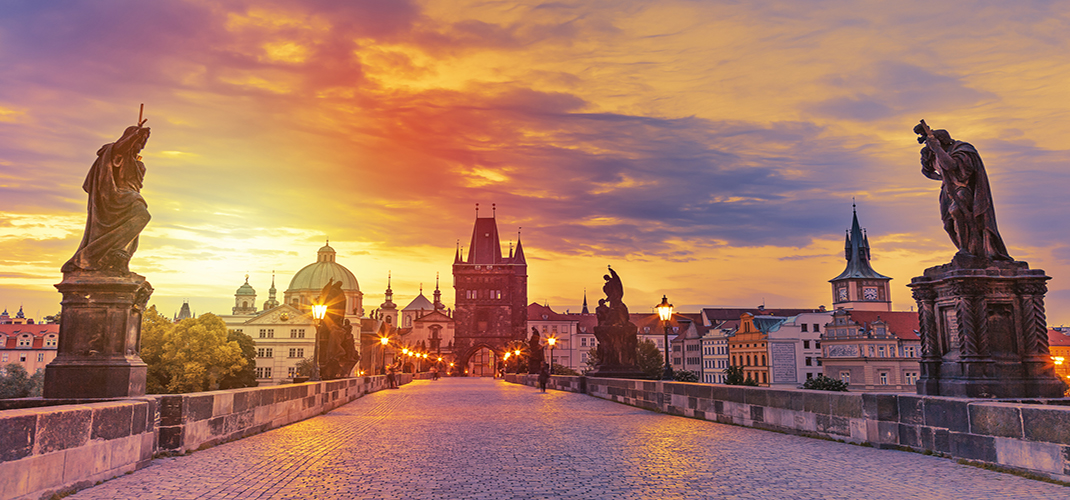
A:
[[63, 106, 152, 274]]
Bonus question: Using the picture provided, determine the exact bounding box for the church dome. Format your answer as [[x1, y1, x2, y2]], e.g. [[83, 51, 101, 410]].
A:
[[287, 244, 360, 294], [235, 276, 256, 296]]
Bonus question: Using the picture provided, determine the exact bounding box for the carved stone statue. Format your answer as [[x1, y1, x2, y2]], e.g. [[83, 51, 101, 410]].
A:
[[528, 328, 545, 374], [63, 124, 152, 274], [589, 265, 642, 378], [915, 120, 1011, 263], [46, 116, 155, 398]]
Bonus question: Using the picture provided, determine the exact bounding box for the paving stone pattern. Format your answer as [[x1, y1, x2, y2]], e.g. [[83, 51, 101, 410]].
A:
[[69, 378, 1069, 499]]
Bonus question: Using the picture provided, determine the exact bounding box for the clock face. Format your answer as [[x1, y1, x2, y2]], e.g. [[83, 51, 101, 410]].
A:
[[837, 288, 848, 301], [863, 287, 878, 301]]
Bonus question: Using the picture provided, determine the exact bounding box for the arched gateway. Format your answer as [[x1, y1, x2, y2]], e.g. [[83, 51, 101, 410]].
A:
[[451, 205, 528, 376]]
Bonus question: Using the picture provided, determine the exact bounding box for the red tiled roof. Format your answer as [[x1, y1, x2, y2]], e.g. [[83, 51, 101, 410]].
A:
[[527, 303, 574, 322], [842, 310, 920, 341], [1048, 329, 1070, 347]]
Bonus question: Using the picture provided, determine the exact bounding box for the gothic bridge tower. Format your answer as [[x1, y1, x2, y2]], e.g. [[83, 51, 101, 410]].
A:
[[452, 204, 527, 374]]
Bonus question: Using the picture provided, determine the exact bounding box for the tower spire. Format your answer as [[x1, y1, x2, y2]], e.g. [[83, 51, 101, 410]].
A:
[[582, 289, 590, 314]]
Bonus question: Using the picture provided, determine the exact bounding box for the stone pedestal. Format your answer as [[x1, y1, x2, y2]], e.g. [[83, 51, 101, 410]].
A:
[[909, 256, 1065, 398], [43, 272, 153, 398], [588, 323, 645, 379]]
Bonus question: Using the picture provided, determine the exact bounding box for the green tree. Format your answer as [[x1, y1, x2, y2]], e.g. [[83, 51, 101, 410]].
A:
[[219, 329, 258, 389], [584, 346, 599, 373], [802, 374, 849, 392], [673, 370, 699, 382], [294, 357, 315, 377], [0, 363, 42, 399], [551, 363, 579, 376], [723, 365, 757, 386], [636, 340, 666, 379], [141, 308, 248, 394]]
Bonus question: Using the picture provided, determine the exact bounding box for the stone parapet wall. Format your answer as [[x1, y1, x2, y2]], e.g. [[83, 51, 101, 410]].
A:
[[508, 375, 1070, 481], [0, 374, 410, 500], [0, 398, 157, 500]]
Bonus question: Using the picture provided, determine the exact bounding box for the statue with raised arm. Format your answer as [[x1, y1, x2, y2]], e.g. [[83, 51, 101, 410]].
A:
[[914, 120, 1012, 262], [63, 118, 152, 274]]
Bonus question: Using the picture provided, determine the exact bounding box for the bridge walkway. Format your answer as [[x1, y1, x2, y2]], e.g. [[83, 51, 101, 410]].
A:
[[68, 378, 1068, 499]]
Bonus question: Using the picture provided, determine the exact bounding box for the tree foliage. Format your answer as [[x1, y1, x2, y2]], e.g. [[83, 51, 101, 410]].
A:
[[219, 329, 258, 390], [673, 370, 699, 382], [294, 357, 315, 377], [141, 307, 248, 394], [802, 374, 849, 392], [723, 366, 759, 386], [0, 363, 43, 399], [551, 363, 579, 376], [637, 340, 666, 380]]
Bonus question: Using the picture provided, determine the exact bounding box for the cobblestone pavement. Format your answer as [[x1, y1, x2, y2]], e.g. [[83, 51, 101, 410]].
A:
[[70, 378, 1068, 499]]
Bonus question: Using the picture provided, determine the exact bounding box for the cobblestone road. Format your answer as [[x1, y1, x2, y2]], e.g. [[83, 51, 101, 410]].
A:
[[70, 378, 1068, 499]]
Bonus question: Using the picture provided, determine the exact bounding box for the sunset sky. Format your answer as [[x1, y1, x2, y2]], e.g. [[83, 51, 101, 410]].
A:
[[2, 1, 1070, 325]]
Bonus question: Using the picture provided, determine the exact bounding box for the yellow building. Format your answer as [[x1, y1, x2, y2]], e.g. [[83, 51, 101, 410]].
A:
[[728, 313, 770, 386]]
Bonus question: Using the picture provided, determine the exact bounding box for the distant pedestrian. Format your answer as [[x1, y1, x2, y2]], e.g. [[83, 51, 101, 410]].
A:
[[538, 363, 550, 392], [387, 364, 398, 389], [431, 366, 439, 381]]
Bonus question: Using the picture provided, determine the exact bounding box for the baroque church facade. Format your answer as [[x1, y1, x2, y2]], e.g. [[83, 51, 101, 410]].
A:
[[219, 242, 369, 385]]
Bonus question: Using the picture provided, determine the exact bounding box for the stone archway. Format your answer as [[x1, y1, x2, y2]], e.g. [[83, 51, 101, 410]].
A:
[[456, 342, 502, 377]]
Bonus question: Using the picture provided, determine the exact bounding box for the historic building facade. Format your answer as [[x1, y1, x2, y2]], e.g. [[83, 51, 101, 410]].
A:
[[220, 243, 367, 385], [0, 310, 58, 376], [452, 209, 528, 375]]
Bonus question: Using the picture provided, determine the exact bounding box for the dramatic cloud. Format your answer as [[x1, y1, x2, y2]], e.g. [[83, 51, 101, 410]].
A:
[[2, 0, 1070, 324]]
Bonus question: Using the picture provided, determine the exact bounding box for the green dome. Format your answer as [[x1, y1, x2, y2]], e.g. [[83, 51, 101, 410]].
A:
[[235, 276, 256, 296], [287, 245, 360, 293]]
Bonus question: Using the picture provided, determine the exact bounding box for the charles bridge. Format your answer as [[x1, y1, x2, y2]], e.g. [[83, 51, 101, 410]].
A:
[[2, 374, 1070, 499]]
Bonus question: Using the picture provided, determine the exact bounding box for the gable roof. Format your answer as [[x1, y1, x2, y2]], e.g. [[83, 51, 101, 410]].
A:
[[836, 310, 919, 340]]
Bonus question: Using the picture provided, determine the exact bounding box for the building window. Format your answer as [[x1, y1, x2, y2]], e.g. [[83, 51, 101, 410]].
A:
[[805, 357, 812, 366], [255, 367, 272, 379], [879, 372, 889, 385], [905, 346, 916, 357], [18, 336, 31, 347], [840, 371, 850, 384], [37, 353, 44, 362], [905, 372, 919, 385], [581, 338, 587, 347], [1, 353, 6, 362], [20, 354, 27, 362], [803, 340, 810, 349], [46, 336, 57, 347], [816, 359, 822, 366], [288, 348, 304, 358], [259, 329, 267, 338], [801, 324, 808, 332], [761, 372, 767, 384], [761, 355, 766, 366], [257, 348, 273, 358], [806, 372, 813, 379], [288, 367, 297, 378], [746, 355, 751, 366], [878, 346, 886, 358], [813, 324, 820, 333]]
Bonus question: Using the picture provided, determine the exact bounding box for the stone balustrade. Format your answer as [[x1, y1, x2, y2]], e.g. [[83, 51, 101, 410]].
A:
[[506, 374, 1070, 482], [0, 374, 412, 500]]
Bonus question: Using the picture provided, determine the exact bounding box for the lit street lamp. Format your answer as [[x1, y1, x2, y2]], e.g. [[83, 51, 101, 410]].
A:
[[311, 303, 329, 381], [657, 295, 674, 381], [547, 337, 557, 373], [514, 349, 522, 374], [379, 336, 389, 375]]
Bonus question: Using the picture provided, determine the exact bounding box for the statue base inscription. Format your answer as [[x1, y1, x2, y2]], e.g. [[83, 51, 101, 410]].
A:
[[43, 272, 152, 398], [909, 258, 1065, 399], [587, 324, 645, 379]]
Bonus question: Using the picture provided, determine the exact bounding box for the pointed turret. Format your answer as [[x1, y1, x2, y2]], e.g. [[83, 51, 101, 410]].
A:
[[830, 204, 892, 311], [433, 273, 444, 310], [581, 290, 590, 314], [262, 272, 280, 310], [381, 272, 396, 311], [512, 234, 526, 265]]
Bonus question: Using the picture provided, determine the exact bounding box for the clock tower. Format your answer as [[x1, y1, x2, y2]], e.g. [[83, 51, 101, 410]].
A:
[[829, 205, 891, 311]]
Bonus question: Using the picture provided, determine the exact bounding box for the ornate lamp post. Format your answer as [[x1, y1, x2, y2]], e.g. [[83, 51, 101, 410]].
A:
[[547, 337, 557, 372], [311, 303, 328, 381], [514, 348, 522, 374], [657, 295, 674, 381], [379, 336, 389, 375]]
